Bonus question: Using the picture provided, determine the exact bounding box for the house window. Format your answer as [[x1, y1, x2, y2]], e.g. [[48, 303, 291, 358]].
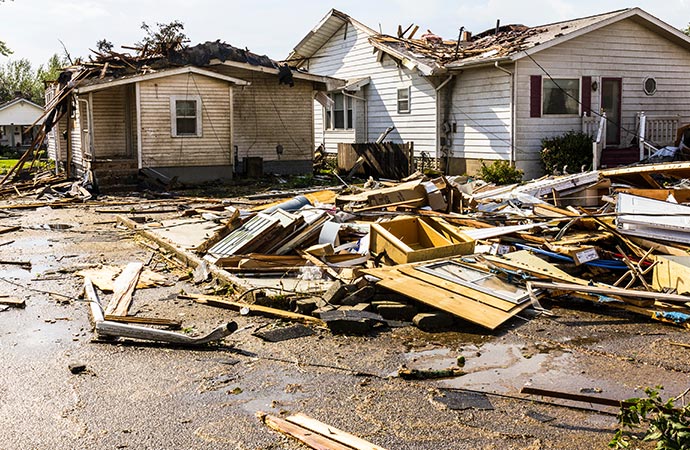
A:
[[170, 95, 202, 137], [326, 93, 353, 130], [644, 77, 657, 96], [397, 87, 411, 113], [542, 78, 579, 115]]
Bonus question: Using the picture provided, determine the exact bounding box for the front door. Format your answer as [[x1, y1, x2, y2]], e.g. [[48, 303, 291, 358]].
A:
[[601, 78, 622, 146]]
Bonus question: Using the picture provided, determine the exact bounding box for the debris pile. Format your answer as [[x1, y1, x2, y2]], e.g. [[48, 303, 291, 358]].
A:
[[100, 160, 690, 338]]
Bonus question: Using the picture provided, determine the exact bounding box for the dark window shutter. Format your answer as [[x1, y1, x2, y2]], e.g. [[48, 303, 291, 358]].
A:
[[581, 76, 592, 116], [530, 75, 542, 118]]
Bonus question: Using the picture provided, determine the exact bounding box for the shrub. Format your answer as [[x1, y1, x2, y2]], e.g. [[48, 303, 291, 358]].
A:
[[540, 131, 593, 174], [478, 160, 523, 185]]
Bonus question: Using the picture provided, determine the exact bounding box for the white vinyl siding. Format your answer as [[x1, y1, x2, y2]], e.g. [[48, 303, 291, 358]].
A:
[[515, 18, 690, 178], [91, 85, 131, 158], [451, 66, 512, 162], [305, 23, 437, 156]]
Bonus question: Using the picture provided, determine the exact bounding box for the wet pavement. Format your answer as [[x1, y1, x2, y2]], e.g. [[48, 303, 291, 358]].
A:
[[1, 200, 688, 449]]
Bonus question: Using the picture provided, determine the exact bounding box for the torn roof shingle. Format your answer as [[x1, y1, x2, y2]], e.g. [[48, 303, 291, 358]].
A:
[[369, 9, 632, 72]]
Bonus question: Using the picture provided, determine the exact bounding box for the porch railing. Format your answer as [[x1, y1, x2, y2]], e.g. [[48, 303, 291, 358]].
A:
[[637, 112, 681, 160], [591, 113, 606, 170]]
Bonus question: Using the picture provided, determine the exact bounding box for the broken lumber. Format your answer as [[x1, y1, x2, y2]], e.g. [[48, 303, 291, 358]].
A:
[[0, 296, 25, 308], [104, 262, 143, 316], [521, 385, 630, 408], [84, 277, 234, 345], [104, 315, 181, 329], [183, 293, 325, 326], [116, 215, 254, 292], [528, 281, 690, 305], [257, 412, 388, 450]]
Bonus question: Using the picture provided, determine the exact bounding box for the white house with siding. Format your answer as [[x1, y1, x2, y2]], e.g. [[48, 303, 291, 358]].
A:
[[45, 42, 341, 188], [291, 8, 690, 179], [0, 98, 44, 148], [287, 10, 446, 162]]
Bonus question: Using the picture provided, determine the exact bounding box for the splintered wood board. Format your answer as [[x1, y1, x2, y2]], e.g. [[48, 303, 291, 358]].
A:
[[364, 268, 526, 330], [482, 251, 592, 286], [105, 262, 143, 316]]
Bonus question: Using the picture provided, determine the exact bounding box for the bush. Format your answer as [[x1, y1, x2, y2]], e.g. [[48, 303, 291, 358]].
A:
[[478, 160, 523, 185], [541, 131, 593, 174]]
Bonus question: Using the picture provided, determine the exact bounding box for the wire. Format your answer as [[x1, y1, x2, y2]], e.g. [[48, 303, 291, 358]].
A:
[[524, 52, 661, 148], [0, 277, 85, 302]]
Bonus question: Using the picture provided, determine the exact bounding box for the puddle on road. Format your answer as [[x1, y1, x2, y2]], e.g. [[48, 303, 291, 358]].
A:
[[402, 341, 612, 396]]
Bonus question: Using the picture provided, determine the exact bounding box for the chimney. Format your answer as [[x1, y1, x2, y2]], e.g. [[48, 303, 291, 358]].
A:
[[461, 30, 472, 41], [495, 19, 500, 34]]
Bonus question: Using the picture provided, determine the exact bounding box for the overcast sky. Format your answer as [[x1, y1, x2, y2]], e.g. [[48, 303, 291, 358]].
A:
[[2, 0, 690, 69]]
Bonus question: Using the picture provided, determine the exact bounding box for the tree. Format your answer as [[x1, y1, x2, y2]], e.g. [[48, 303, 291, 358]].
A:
[[0, 59, 43, 103], [37, 53, 68, 83], [0, 54, 68, 105], [136, 20, 189, 57], [683, 24, 690, 36]]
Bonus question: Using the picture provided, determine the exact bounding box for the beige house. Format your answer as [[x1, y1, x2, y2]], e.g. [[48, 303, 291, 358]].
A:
[[46, 43, 341, 188]]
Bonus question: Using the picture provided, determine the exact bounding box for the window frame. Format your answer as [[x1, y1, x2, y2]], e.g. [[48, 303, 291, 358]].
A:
[[326, 92, 353, 130], [170, 95, 202, 137], [397, 86, 411, 114], [542, 78, 580, 116]]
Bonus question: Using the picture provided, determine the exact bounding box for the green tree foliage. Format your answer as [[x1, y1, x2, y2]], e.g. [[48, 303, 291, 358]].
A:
[[136, 20, 189, 57], [0, 54, 68, 105], [478, 160, 524, 185], [610, 386, 690, 449], [683, 24, 690, 36]]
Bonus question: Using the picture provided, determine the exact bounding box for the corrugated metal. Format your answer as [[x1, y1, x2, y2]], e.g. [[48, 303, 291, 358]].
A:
[[139, 73, 232, 168], [515, 18, 690, 178]]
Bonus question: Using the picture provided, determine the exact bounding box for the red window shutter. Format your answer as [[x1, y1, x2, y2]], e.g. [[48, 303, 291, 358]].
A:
[[530, 75, 542, 118], [581, 76, 592, 116]]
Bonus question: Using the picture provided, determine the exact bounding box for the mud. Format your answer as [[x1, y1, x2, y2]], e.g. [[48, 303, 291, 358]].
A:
[[1, 198, 687, 449]]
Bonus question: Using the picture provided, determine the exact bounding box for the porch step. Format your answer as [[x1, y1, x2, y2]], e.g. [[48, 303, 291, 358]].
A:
[[90, 159, 139, 192], [600, 147, 640, 168]]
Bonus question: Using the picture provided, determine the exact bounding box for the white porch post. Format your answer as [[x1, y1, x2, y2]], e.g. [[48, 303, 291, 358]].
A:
[[135, 82, 143, 169]]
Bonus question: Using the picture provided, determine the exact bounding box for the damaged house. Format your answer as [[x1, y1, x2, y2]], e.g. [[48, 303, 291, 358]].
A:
[[288, 8, 690, 179], [45, 41, 342, 187]]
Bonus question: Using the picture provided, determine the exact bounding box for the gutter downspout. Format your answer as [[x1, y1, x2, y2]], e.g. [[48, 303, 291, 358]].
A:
[[494, 61, 515, 165], [435, 74, 455, 173]]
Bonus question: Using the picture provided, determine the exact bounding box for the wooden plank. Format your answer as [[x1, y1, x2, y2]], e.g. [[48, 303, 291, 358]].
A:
[[364, 268, 524, 330], [0, 226, 20, 235], [105, 262, 143, 316], [285, 413, 389, 450], [529, 281, 690, 305], [257, 412, 353, 450], [0, 297, 25, 308], [482, 251, 593, 285], [103, 315, 181, 328], [185, 294, 325, 326], [396, 266, 518, 312], [521, 386, 628, 408]]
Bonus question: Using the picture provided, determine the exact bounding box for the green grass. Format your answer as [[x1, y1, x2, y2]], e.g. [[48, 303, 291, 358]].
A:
[[0, 159, 19, 174], [0, 159, 55, 175]]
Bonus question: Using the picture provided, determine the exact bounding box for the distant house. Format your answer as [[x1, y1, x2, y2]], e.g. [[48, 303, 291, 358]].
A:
[[288, 8, 690, 179], [45, 42, 341, 187], [0, 98, 44, 148]]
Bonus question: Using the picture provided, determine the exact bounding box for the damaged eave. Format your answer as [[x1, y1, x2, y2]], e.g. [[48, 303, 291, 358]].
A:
[[209, 58, 345, 88], [75, 66, 250, 94], [445, 56, 512, 70], [368, 38, 444, 76]]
